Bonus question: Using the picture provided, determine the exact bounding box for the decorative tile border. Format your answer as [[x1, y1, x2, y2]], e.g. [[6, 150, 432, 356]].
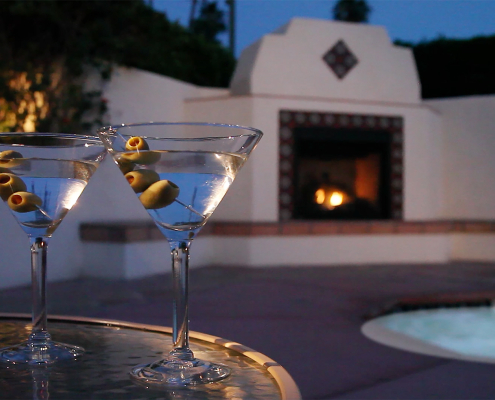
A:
[[279, 110, 404, 221], [80, 220, 495, 242], [208, 220, 495, 236]]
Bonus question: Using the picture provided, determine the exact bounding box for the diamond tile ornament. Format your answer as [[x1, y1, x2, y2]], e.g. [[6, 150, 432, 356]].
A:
[[323, 40, 358, 79]]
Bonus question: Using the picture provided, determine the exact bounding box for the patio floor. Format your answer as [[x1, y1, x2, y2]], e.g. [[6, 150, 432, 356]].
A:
[[1, 262, 495, 399]]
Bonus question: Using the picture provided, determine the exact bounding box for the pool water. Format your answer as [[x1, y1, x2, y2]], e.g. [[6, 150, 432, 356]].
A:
[[362, 306, 495, 362]]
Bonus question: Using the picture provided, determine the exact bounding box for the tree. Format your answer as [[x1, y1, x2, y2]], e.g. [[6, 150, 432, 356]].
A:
[[0, 0, 235, 133], [396, 35, 495, 99], [189, 0, 199, 28], [189, 1, 227, 43], [332, 0, 372, 23]]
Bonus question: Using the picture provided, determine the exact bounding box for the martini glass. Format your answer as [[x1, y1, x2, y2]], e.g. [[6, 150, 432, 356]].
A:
[[97, 122, 262, 387], [0, 133, 107, 364]]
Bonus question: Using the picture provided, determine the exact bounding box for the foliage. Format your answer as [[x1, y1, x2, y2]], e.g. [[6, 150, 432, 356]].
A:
[[190, 1, 227, 43], [0, 0, 235, 133], [332, 0, 372, 23], [0, 1, 110, 133], [395, 35, 495, 99]]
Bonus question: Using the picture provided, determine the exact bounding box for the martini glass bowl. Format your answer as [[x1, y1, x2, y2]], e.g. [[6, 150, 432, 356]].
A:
[[0, 133, 107, 365], [97, 122, 262, 387]]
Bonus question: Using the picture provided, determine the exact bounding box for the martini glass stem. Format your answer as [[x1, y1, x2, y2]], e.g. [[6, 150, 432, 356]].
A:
[[169, 240, 194, 361], [30, 237, 51, 345]]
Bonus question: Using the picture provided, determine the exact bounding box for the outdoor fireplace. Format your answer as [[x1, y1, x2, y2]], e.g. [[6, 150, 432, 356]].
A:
[[279, 110, 404, 221]]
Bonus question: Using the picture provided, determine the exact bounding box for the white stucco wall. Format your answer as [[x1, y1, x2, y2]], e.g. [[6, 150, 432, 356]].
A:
[[81, 236, 217, 279], [79, 231, 453, 274], [104, 67, 194, 124], [402, 107, 444, 220], [206, 234, 451, 267], [0, 205, 36, 288], [231, 18, 420, 104], [186, 95, 444, 222], [450, 234, 495, 261], [425, 95, 495, 219]]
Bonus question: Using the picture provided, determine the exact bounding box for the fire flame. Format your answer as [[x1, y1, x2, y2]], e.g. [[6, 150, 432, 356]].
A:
[[329, 192, 344, 207], [315, 189, 325, 204], [315, 188, 347, 209]]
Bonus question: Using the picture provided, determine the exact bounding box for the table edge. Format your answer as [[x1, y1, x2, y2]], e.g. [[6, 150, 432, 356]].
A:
[[0, 313, 302, 400]]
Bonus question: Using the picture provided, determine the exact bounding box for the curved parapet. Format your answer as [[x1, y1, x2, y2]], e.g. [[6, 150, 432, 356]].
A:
[[230, 18, 420, 104]]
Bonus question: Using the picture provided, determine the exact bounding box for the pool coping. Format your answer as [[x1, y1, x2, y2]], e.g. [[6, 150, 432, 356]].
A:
[[362, 292, 495, 365]]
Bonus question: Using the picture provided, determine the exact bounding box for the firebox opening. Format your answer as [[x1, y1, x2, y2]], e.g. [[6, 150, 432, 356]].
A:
[[293, 128, 392, 220]]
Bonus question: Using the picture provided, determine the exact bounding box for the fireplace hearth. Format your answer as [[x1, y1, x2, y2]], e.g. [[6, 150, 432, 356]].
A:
[[293, 127, 391, 220], [279, 110, 404, 221]]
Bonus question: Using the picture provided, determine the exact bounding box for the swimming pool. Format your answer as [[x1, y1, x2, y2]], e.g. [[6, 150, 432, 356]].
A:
[[362, 306, 495, 364]]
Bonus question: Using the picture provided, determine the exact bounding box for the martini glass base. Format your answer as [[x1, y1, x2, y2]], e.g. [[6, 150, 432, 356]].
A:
[[130, 356, 231, 388], [0, 340, 84, 365]]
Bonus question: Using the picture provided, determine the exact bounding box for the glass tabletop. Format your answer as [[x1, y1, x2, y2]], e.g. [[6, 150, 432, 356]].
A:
[[0, 315, 300, 400]]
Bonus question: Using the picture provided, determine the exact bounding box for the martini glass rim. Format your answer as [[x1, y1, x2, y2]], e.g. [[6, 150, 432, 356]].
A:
[[97, 121, 263, 139], [0, 133, 99, 138], [0, 133, 102, 147]]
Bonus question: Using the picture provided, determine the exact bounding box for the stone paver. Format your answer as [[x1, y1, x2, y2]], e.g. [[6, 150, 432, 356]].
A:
[[1, 262, 495, 399]]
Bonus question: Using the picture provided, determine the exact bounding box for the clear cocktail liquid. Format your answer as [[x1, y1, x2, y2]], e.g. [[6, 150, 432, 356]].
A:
[[2, 159, 96, 237], [115, 150, 246, 241]]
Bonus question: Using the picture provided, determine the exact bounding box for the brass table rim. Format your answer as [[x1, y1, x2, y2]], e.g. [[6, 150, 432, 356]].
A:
[[0, 313, 301, 400]]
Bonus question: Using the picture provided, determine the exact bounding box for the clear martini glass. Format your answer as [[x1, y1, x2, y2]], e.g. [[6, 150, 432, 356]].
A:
[[0, 133, 107, 365], [97, 122, 262, 387]]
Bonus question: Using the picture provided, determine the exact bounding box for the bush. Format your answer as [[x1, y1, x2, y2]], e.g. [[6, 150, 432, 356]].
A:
[[396, 35, 495, 99], [0, 0, 235, 132]]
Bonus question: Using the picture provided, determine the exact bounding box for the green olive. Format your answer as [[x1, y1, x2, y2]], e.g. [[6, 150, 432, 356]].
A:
[[139, 180, 180, 209], [122, 136, 160, 165], [8, 191, 42, 213], [0, 150, 24, 168], [126, 137, 149, 152], [121, 150, 161, 165], [116, 157, 135, 174], [125, 169, 160, 193], [0, 173, 27, 201]]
